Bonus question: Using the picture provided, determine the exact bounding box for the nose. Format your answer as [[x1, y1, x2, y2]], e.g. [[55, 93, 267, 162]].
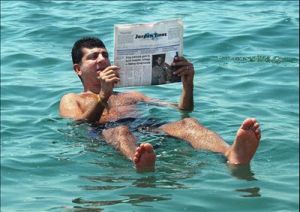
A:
[[96, 53, 105, 63]]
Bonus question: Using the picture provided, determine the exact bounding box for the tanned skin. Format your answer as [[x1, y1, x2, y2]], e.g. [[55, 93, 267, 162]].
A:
[[60, 42, 261, 172]]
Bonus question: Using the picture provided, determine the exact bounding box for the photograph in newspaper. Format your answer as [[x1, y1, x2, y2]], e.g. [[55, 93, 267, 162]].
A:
[[151, 53, 181, 85], [114, 19, 183, 87]]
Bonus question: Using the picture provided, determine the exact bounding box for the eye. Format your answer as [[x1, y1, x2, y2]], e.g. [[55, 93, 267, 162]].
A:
[[91, 52, 99, 60], [102, 52, 109, 58], [86, 52, 99, 60]]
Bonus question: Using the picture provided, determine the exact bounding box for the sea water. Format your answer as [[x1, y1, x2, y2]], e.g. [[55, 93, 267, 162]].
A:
[[1, 1, 299, 211]]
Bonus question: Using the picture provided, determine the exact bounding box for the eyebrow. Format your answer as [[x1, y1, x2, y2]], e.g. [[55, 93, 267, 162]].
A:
[[86, 50, 108, 58]]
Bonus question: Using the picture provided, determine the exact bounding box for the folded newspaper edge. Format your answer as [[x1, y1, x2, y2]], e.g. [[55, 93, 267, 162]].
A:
[[114, 19, 184, 87]]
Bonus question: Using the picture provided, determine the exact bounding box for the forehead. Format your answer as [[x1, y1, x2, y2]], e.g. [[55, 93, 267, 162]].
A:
[[82, 47, 108, 56]]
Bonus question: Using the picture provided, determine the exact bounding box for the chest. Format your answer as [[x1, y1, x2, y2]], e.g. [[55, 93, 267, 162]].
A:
[[101, 94, 143, 122], [107, 93, 142, 108]]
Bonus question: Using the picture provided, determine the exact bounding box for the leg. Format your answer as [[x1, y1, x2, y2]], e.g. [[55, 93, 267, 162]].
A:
[[159, 118, 261, 164], [102, 125, 156, 172], [159, 118, 230, 153]]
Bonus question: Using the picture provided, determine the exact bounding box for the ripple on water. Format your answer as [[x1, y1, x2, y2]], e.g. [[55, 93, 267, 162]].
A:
[[1, 1, 299, 211]]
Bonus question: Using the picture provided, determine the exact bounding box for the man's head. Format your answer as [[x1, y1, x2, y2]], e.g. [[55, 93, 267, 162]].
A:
[[72, 37, 106, 65], [71, 37, 110, 88], [153, 54, 165, 67], [156, 56, 163, 65]]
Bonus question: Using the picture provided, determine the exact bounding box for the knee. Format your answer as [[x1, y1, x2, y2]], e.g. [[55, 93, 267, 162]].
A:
[[115, 125, 130, 133], [182, 117, 199, 125]]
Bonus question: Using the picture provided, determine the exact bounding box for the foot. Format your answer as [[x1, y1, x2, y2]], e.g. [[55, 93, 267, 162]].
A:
[[133, 143, 156, 172], [226, 118, 261, 165]]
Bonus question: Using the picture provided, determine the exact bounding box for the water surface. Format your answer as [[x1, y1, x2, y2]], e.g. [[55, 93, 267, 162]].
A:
[[1, 1, 299, 211]]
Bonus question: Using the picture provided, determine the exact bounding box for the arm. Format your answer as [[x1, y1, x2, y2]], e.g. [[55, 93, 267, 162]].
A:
[[59, 93, 108, 123], [137, 56, 195, 110], [59, 66, 120, 123], [124, 57, 194, 111], [171, 56, 194, 111]]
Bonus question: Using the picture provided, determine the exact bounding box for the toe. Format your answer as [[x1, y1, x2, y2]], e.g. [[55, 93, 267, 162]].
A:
[[139, 144, 145, 150], [253, 122, 259, 130], [137, 146, 144, 154], [255, 128, 261, 140], [143, 143, 154, 153], [242, 118, 254, 130]]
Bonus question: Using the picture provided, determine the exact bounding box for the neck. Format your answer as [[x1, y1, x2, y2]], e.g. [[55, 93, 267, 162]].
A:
[[83, 83, 101, 94]]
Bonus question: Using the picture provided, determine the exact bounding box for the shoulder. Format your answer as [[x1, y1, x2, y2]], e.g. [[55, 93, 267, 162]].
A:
[[59, 93, 85, 109], [60, 93, 80, 103], [59, 93, 82, 118]]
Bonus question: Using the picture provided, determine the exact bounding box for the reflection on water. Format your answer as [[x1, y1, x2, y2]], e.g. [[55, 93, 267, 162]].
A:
[[228, 164, 261, 198], [133, 176, 188, 189], [81, 175, 188, 190], [72, 194, 171, 207], [64, 206, 102, 212], [236, 187, 261, 198], [79, 185, 125, 191], [63, 206, 103, 212], [227, 164, 257, 181]]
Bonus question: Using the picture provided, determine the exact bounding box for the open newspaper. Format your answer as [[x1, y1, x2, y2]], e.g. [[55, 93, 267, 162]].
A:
[[114, 19, 183, 87]]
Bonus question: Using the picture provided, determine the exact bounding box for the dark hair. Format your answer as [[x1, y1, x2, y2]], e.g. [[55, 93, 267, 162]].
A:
[[71, 37, 106, 64], [152, 54, 165, 67]]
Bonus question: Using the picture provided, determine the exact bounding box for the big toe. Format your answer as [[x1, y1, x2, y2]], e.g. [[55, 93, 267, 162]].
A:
[[241, 118, 256, 130], [142, 143, 154, 153]]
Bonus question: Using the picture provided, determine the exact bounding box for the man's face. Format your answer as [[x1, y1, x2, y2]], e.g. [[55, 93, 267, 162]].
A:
[[156, 57, 162, 65], [75, 47, 111, 85]]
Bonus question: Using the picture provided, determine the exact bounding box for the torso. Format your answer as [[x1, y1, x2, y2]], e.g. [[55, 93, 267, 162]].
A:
[[78, 91, 146, 124]]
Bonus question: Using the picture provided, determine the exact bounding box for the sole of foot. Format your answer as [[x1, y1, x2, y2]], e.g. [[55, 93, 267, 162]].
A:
[[226, 118, 261, 165], [134, 143, 156, 172]]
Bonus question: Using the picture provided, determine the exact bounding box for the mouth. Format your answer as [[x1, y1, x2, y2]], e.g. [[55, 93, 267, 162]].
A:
[[96, 64, 109, 72], [96, 65, 102, 72]]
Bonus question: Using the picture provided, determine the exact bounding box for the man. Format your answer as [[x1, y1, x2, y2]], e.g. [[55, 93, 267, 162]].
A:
[[151, 54, 166, 84], [151, 54, 181, 85], [60, 37, 261, 172]]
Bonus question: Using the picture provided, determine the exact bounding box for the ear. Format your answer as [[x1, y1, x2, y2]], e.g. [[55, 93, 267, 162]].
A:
[[73, 64, 82, 77]]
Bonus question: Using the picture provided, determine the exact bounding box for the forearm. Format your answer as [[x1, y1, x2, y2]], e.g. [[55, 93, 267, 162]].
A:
[[80, 97, 108, 123], [178, 82, 194, 111], [170, 56, 195, 111]]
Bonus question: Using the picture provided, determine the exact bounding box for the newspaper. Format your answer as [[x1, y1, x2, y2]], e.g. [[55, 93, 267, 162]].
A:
[[114, 19, 183, 87]]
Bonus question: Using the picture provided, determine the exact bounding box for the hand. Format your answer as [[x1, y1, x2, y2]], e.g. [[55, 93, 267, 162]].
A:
[[171, 56, 194, 86], [97, 65, 120, 101]]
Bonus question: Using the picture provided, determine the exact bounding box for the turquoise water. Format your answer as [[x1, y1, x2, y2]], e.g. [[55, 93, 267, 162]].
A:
[[1, 1, 299, 211]]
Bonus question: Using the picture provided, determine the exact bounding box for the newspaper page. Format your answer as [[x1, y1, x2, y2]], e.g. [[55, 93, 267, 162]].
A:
[[114, 19, 183, 87]]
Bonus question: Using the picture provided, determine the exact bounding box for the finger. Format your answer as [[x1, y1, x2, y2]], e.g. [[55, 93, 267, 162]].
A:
[[102, 65, 120, 73], [98, 73, 113, 80], [99, 69, 120, 78], [177, 70, 190, 77], [173, 65, 193, 75], [102, 74, 120, 80], [101, 70, 118, 77], [99, 69, 114, 77], [102, 74, 120, 81], [105, 77, 120, 83], [174, 56, 187, 62], [171, 61, 191, 68]]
